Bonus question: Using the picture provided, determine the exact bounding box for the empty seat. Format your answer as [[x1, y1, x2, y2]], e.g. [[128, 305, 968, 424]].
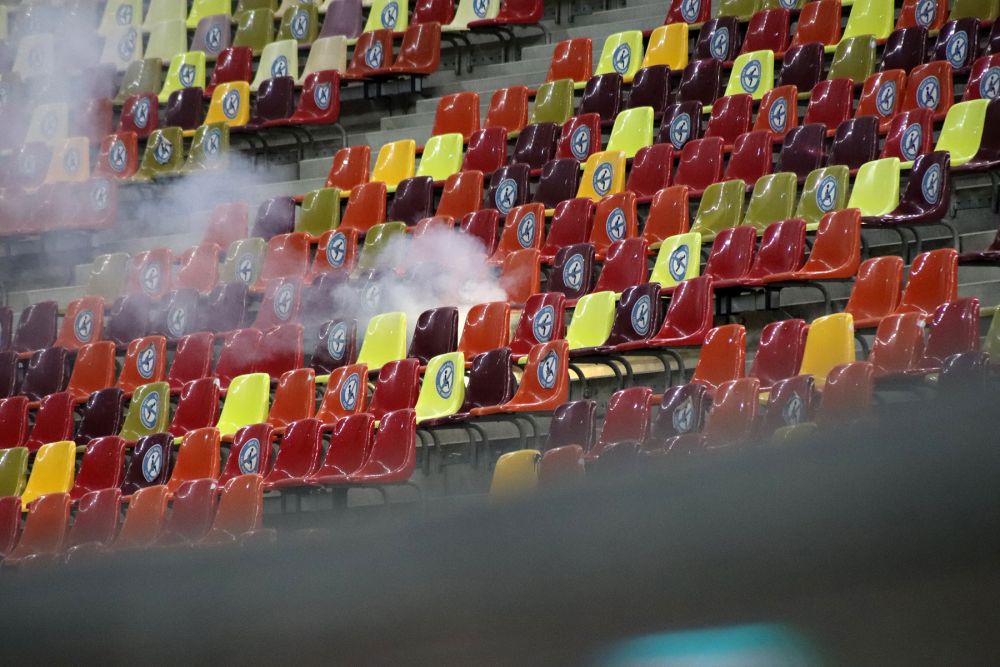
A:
[[649, 232, 703, 290], [676, 58, 723, 107], [659, 101, 703, 150], [896, 248, 958, 317], [595, 31, 644, 83], [21, 440, 76, 509]]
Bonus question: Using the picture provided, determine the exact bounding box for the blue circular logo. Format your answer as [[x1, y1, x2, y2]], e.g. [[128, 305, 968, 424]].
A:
[[238, 438, 260, 473], [605, 207, 626, 241], [142, 263, 161, 295], [435, 360, 456, 399], [63, 148, 80, 174], [768, 98, 788, 133], [167, 306, 187, 338], [672, 396, 694, 433], [740, 59, 762, 94], [875, 81, 897, 117], [516, 212, 536, 248], [222, 89, 241, 120], [532, 305, 554, 343], [537, 350, 559, 390], [631, 295, 652, 336], [916, 76, 940, 110], [915, 0, 937, 27], [118, 28, 137, 60], [779, 0, 797, 7], [945, 31, 968, 69], [592, 162, 613, 196], [274, 282, 295, 321], [669, 113, 691, 149], [340, 372, 361, 410], [74, 310, 94, 343], [314, 81, 332, 110], [326, 232, 347, 267], [204, 128, 222, 157], [327, 322, 348, 360], [709, 27, 729, 61], [179, 64, 197, 88], [132, 97, 150, 129], [570, 125, 591, 160], [92, 181, 111, 211], [611, 44, 631, 75], [782, 392, 803, 426], [236, 254, 255, 284], [290, 9, 310, 39], [921, 162, 943, 205], [137, 344, 157, 379], [980, 67, 1000, 100], [139, 392, 160, 430], [816, 175, 838, 212], [900, 123, 923, 161], [495, 177, 517, 213], [680, 0, 701, 23], [141, 442, 163, 481], [381, 1, 399, 29], [473, 0, 490, 17], [271, 55, 289, 78], [116, 3, 133, 25], [562, 253, 585, 291], [365, 41, 384, 68], [206, 26, 223, 52], [667, 244, 689, 282]]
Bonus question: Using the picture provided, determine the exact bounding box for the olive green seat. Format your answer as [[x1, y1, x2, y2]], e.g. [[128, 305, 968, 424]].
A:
[[530, 79, 575, 125], [689, 180, 747, 241], [296, 187, 342, 239], [742, 172, 797, 233], [797, 166, 849, 232], [0, 447, 28, 497]]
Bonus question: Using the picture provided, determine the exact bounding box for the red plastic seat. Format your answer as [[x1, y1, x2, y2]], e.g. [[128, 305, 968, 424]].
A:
[[437, 170, 483, 218], [790, 0, 841, 47], [0, 495, 21, 556], [965, 55, 1000, 102], [323, 145, 371, 192], [881, 108, 934, 161], [509, 292, 565, 357], [368, 359, 421, 421], [457, 302, 510, 359], [839, 256, 905, 331], [119, 94, 159, 139], [6, 493, 71, 563], [537, 445, 586, 485], [754, 85, 798, 140], [65, 341, 116, 402], [764, 209, 861, 282], [389, 22, 441, 76], [201, 474, 265, 544], [316, 363, 368, 422], [254, 323, 304, 379], [348, 409, 417, 486], [339, 181, 387, 235], [894, 248, 958, 317], [804, 79, 855, 134], [869, 312, 927, 377], [208, 47, 253, 96], [743, 219, 807, 284], [266, 368, 315, 431], [157, 478, 218, 545], [672, 377, 759, 450], [165, 427, 221, 495], [126, 248, 172, 300], [704, 94, 753, 147], [673, 136, 724, 196], [703, 226, 756, 287], [13, 301, 58, 357], [175, 243, 221, 294], [95, 131, 139, 179], [545, 399, 596, 452], [0, 396, 28, 449], [590, 192, 637, 259], [587, 387, 653, 459], [167, 377, 220, 439], [499, 248, 541, 306], [306, 412, 375, 484], [742, 9, 791, 56], [471, 340, 569, 416], [463, 127, 508, 174], [252, 279, 302, 330], [919, 298, 980, 370], [749, 319, 809, 389], [433, 92, 480, 140], [626, 144, 675, 200], [263, 418, 326, 489], [460, 209, 501, 255], [289, 70, 341, 126], [468, 0, 543, 27], [117, 335, 167, 394], [897, 0, 946, 31], [857, 70, 907, 132], [214, 328, 262, 389], [203, 201, 249, 248], [484, 86, 529, 135], [689, 324, 746, 394], [111, 485, 169, 550], [24, 392, 74, 452], [620, 275, 714, 350], [69, 436, 127, 502], [255, 233, 311, 288], [723, 130, 773, 183], [664, 0, 709, 25], [344, 30, 394, 79], [489, 203, 545, 264], [309, 230, 359, 281], [902, 61, 954, 119], [593, 238, 649, 293], [546, 38, 592, 84], [219, 424, 274, 484], [61, 487, 119, 553], [759, 374, 817, 434], [540, 198, 594, 262]]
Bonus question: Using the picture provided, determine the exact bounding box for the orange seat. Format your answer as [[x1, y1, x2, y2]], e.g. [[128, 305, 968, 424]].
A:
[[458, 302, 511, 359], [844, 256, 904, 328], [690, 324, 746, 394], [126, 248, 173, 300], [432, 92, 480, 141], [112, 485, 169, 550], [117, 335, 168, 393], [498, 248, 541, 306], [896, 0, 946, 31], [902, 61, 954, 119], [591, 191, 638, 259], [436, 170, 483, 218], [316, 363, 368, 423], [166, 427, 221, 494], [765, 209, 861, 281], [6, 493, 71, 563], [546, 37, 592, 83], [95, 132, 139, 179], [255, 232, 311, 288], [202, 474, 264, 544], [789, 0, 842, 48], [268, 368, 316, 431], [308, 229, 359, 281], [484, 86, 529, 135], [894, 248, 958, 317], [489, 202, 545, 264], [344, 29, 394, 79], [753, 85, 798, 140], [55, 296, 105, 350], [324, 144, 371, 192], [642, 185, 690, 248], [869, 312, 926, 377], [391, 22, 441, 75], [471, 340, 569, 416], [856, 70, 907, 132], [339, 181, 387, 235], [175, 243, 221, 293], [66, 341, 117, 402]]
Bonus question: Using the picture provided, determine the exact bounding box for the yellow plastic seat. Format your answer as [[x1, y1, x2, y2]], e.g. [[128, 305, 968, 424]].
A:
[[577, 150, 627, 201], [642, 23, 689, 71], [489, 449, 539, 499], [205, 82, 252, 128], [606, 106, 654, 159], [101, 26, 144, 70], [950, 0, 1000, 20], [134, 127, 185, 181], [221, 238, 266, 286], [24, 103, 68, 146], [301, 36, 348, 83], [297, 187, 342, 237], [932, 100, 989, 168], [188, 0, 233, 29], [595, 31, 644, 84], [145, 19, 187, 62], [416, 133, 464, 181], [690, 179, 747, 241], [798, 313, 856, 389], [216, 373, 271, 437], [650, 232, 702, 289], [530, 79, 575, 125], [44, 137, 90, 184], [742, 172, 797, 233], [356, 312, 408, 372], [846, 158, 900, 217], [356, 221, 408, 272], [725, 50, 775, 100], [415, 352, 466, 422], [566, 291, 617, 350], [120, 382, 171, 441], [371, 139, 417, 192], [159, 51, 207, 103], [20, 441, 76, 510], [143, 0, 186, 30], [252, 39, 300, 91], [444, 0, 500, 31], [364, 0, 409, 32], [100, 0, 142, 36], [797, 166, 849, 232], [185, 123, 230, 171], [14, 33, 55, 78], [278, 3, 320, 44], [984, 308, 1000, 359], [841, 0, 893, 42]]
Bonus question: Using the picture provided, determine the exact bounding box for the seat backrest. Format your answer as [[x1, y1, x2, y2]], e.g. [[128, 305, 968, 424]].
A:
[[357, 312, 407, 371], [13, 492, 71, 556], [0, 447, 29, 497], [66, 488, 122, 549], [166, 427, 221, 494], [368, 359, 421, 420], [566, 291, 617, 350], [220, 423, 274, 484], [897, 248, 959, 316], [21, 440, 77, 509], [690, 324, 746, 392], [817, 362, 874, 424], [504, 340, 569, 411], [799, 313, 857, 388], [547, 38, 592, 83], [844, 256, 905, 325], [25, 393, 75, 452], [485, 86, 529, 135], [796, 165, 849, 231], [75, 390, 127, 447], [726, 50, 775, 100], [114, 484, 169, 548], [169, 377, 221, 440], [217, 373, 271, 437], [20, 346, 69, 402], [676, 58, 722, 107], [847, 157, 901, 217], [650, 232, 702, 289], [650, 383, 710, 442], [750, 319, 809, 388]]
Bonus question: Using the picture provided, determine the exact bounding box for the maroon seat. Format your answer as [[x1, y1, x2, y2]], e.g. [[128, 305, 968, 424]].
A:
[[880, 27, 928, 73], [207, 47, 254, 96], [939, 352, 989, 391], [388, 176, 434, 225], [70, 436, 127, 501], [933, 19, 979, 73], [168, 378, 220, 438], [460, 209, 501, 255], [163, 87, 205, 130], [742, 9, 791, 55], [965, 55, 1000, 102], [829, 117, 879, 170], [540, 198, 594, 262], [13, 301, 57, 355], [263, 418, 326, 490], [119, 94, 158, 139], [0, 396, 28, 447], [863, 151, 950, 230], [596, 283, 662, 352], [545, 399, 596, 452], [0, 352, 16, 399], [962, 99, 1000, 171], [749, 319, 808, 389], [214, 328, 262, 388], [779, 42, 824, 93], [459, 348, 518, 414], [464, 127, 509, 173], [198, 282, 248, 333], [249, 76, 297, 127], [743, 218, 807, 284], [20, 346, 68, 401], [486, 162, 530, 213], [367, 359, 421, 421], [658, 101, 703, 150], [593, 238, 649, 293], [702, 226, 756, 288], [508, 292, 565, 357], [626, 144, 674, 200], [105, 295, 151, 347], [252, 278, 302, 330], [547, 243, 595, 301], [676, 59, 723, 107], [65, 488, 122, 549], [346, 408, 417, 485], [511, 123, 559, 170], [75, 388, 126, 446], [663, 0, 709, 25], [148, 289, 200, 341], [587, 386, 654, 459], [647, 383, 709, 445], [219, 423, 274, 484], [532, 158, 580, 208], [804, 79, 855, 133], [696, 18, 741, 62], [705, 94, 753, 147], [306, 413, 375, 484], [167, 332, 215, 392], [777, 124, 827, 179], [255, 323, 304, 379], [918, 298, 980, 370], [320, 0, 362, 39], [120, 433, 174, 496], [618, 275, 714, 349], [627, 65, 671, 117], [760, 374, 816, 434], [25, 392, 75, 452], [312, 319, 358, 374], [251, 196, 296, 238], [578, 73, 623, 124], [408, 307, 458, 364]]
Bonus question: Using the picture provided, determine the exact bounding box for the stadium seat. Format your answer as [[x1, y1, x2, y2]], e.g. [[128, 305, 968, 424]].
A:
[[168, 378, 221, 438], [539, 200, 591, 263], [0, 398, 28, 449], [897, 0, 946, 30], [355, 312, 406, 372], [160, 51, 206, 104], [827, 37, 876, 84], [19, 347, 68, 403], [533, 159, 581, 208], [460, 210, 501, 255], [593, 238, 649, 293], [564, 290, 616, 353], [364, 359, 419, 420], [145, 19, 187, 63], [724, 129, 774, 183], [416, 133, 463, 181], [792, 165, 847, 231], [705, 95, 752, 147], [166, 428, 221, 494], [219, 424, 274, 484], [506, 124, 554, 171], [371, 139, 416, 192], [902, 62, 954, 120], [432, 92, 480, 140], [579, 74, 623, 124], [624, 144, 674, 200], [127, 249, 172, 300], [337, 182, 387, 235], [347, 408, 417, 487], [804, 79, 855, 134], [658, 101, 703, 150], [843, 0, 894, 41], [531, 79, 575, 125], [345, 34, 392, 79], [649, 232, 703, 290], [355, 221, 407, 272], [847, 157, 901, 217], [702, 226, 756, 287], [895, 248, 958, 317], [742, 172, 797, 233], [843, 256, 905, 328], [168, 334, 220, 391], [919, 299, 981, 371], [690, 180, 746, 241], [156, 478, 218, 545], [546, 38, 592, 84], [628, 66, 672, 119], [777, 124, 827, 179], [467, 0, 543, 29], [20, 440, 76, 509], [263, 418, 324, 489], [665, 0, 710, 24], [458, 303, 511, 360], [949, 0, 1000, 20], [591, 192, 637, 259], [365, 0, 409, 32], [508, 293, 564, 359], [202, 474, 265, 544], [215, 373, 271, 439], [642, 186, 690, 250], [643, 24, 688, 71], [412, 351, 465, 422], [188, 0, 232, 29], [65, 343, 116, 404], [63, 487, 122, 554], [676, 58, 723, 107], [576, 151, 625, 201], [316, 363, 368, 422], [234, 9, 276, 55], [13, 301, 57, 357], [685, 324, 745, 394], [472, 340, 569, 417], [0, 444, 28, 497], [744, 9, 791, 55], [101, 0, 142, 35], [306, 412, 374, 483], [934, 19, 978, 74], [864, 151, 950, 234], [484, 86, 529, 135], [856, 72, 906, 134], [278, 3, 320, 44], [119, 382, 170, 442], [6, 492, 70, 563], [207, 47, 254, 95], [106, 296, 150, 346], [547, 244, 595, 301], [191, 15, 233, 58], [596, 31, 644, 83], [391, 22, 442, 76], [96, 132, 140, 179], [489, 449, 539, 496], [133, 126, 184, 180], [605, 107, 653, 159], [790, 1, 841, 48], [880, 27, 929, 73], [966, 55, 1000, 102], [54, 297, 104, 352], [22, 391, 74, 452], [646, 383, 709, 444], [110, 485, 169, 550], [767, 208, 861, 282], [666, 377, 760, 451], [251, 41, 299, 92], [696, 18, 740, 62], [933, 100, 989, 168], [749, 319, 809, 390], [499, 248, 542, 306], [726, 50, 774, 100], [674, 137, 724, 196]]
